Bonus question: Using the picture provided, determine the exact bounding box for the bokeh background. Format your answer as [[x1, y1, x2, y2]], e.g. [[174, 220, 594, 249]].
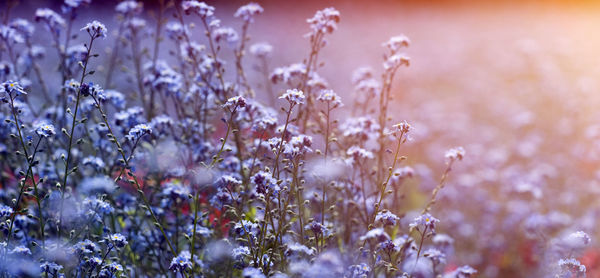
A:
[[8, 0, 600, 277]]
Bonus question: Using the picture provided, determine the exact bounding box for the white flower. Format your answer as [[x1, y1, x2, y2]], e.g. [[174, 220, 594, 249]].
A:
[[383, 35, 410, 52], [445, 147, 466, 161]]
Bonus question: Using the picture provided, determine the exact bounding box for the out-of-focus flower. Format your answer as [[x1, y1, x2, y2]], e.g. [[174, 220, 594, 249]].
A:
[[306, 7, 340, 34], [249, 42, 272, 58], [558, 258, 586, 278], [234, 3, 264, 23], [35, 8, 65, 33], [383, 53, 410, 70], [10, 18, 35, 38], [242, 267, 266, 278], [444, 265, 477, 278], [317, 89, 343, 108], [213, 27, 239, 45], [359, 228, 390, 242], [383, 35, 410, 52], [182, 1, 214, 18], [115, 0, 143, 16], [445, 147, 466, 161]]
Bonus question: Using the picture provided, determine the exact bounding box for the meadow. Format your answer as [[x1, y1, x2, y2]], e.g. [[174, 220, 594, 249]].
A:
[[0, 0, 597, 277]]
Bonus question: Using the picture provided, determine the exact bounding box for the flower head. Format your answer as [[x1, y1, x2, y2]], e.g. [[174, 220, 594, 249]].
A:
[[126, 123, 152, 141], [108, 233, 128, 248], [449, 265, 477, 278], [234, 3, 264, 23], [223, 95, 247, 109], [182, 1, 214, 18], [213, 27, 239, 45], [317, 89, 343, 108], [169, 251, 192, 273], [383, 35, 410, 53], [445, 147, 466, 162], [375, 211, 400, 227], [360, 228, 390, 242], [279, 89, 305, 106], [409, 213, 440, 233], [81, 20, 107, 38], [35, 8, 65, 33], [115, 0, 143, 15], [0, 204, 14, 219], [249, 42, 272, 58], [307, 7, 340, 34], [559, 258, 586, 277], [35, 123, 55, 138], [1, 81, 27, 102], [10, 18, 35, 38], [383, 53, 410, 70]]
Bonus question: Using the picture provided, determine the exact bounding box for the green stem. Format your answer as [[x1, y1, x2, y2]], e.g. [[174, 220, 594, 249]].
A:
[[58, 35, 96, 238]]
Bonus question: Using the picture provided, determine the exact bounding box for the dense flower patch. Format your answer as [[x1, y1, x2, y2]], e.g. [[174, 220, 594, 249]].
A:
[[0, 1, 593, 277]]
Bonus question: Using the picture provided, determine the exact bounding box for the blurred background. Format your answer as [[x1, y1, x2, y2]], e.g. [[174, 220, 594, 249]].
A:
[[6, 0, 600, 277]]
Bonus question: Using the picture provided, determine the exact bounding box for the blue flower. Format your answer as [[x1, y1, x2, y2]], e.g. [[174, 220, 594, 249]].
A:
[[108, 233, 128, 248], [40, 261, 63, 275], [242, 267, 265, 278], [0, 204, 14, 219], [126, 123, 152, 141], [115, 1, 143, 16], [35, 122, 55, 138], [1, 81, 27, 102], [169, 251, 192, 273], [10, 245, 31, 256], [34, 8, 65, 35]]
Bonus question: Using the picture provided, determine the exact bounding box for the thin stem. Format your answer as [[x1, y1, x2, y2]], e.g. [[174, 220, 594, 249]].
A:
[[370, 133, 404, 228], [58, 34, 96, 238], [422, 160, 455, 214]]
